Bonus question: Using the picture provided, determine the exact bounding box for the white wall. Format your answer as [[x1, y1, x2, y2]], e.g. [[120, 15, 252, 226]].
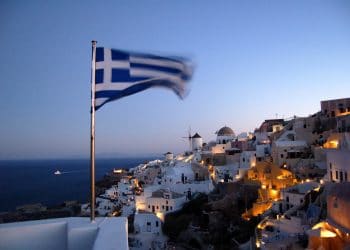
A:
[[145, 196, 186, 215], [216, 135, 234, 144], [211, 142, 232, 154], [134, 213, 162, 234], [327, 149, 350, 182], [240, 151, 256, 169], [256, 144, 270, 158], [192, 138, 203, 150], [281, 191, 304, 209]]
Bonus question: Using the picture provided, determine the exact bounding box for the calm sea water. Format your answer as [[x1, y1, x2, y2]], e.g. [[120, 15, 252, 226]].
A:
[[0, 157, 153, 212]]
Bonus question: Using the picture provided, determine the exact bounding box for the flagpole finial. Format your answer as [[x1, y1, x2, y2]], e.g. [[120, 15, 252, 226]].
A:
[[91, 40, 97, 45]]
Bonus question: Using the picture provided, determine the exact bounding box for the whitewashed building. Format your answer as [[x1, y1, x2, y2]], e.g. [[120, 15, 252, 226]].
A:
[[144, 189, 186, 220], [240, 151, 256, 169], [327, 150, 350, 183], [191, 133, 203, 151], [216, 126, 235, 144], [165, 152, 173, 161], [272, 139, 308, 168], [280, 181, 320, 211], [134, 212, 162, 234]]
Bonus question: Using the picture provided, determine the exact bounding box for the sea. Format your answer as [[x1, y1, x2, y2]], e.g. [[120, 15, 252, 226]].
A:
[[0, 157, 154, 212]]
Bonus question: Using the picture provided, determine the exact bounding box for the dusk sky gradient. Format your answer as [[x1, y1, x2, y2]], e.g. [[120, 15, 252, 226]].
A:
[[1, 0, 349, 159]]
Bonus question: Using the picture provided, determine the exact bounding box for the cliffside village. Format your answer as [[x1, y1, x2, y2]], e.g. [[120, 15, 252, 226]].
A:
[[1, 97, 350, 250]]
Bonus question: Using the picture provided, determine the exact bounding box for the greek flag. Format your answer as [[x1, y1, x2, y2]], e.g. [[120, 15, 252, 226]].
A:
[[94, 47, 193, 110]]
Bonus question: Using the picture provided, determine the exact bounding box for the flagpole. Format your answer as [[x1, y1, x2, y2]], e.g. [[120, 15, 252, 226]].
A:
[[90, 40, 97, 222]]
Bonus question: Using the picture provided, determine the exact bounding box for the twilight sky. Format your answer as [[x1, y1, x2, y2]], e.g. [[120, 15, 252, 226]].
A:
[[0, 0, 349, 159]]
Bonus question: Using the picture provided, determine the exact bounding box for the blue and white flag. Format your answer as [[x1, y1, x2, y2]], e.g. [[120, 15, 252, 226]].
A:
[[94, 48, 193, 110]]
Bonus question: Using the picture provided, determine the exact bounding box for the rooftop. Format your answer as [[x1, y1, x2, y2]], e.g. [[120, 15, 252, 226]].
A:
[[274, 140, 307, 147], [192, 133, 202, 138], [151, 189, 184, 199], [217, 126, 234, 136]]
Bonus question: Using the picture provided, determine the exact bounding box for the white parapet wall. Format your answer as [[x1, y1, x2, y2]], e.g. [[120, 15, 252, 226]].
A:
[[0, 217, 128, 250]]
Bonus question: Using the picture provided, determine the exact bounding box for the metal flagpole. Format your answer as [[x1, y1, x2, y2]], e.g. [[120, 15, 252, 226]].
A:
[[90, 40, 97, 222]]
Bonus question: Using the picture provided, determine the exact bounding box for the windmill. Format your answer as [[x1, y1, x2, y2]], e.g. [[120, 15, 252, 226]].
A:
[[182, 127, 192, 152]]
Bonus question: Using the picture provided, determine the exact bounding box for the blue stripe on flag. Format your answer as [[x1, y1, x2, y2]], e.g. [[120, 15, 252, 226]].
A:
[[129, 52, 185, 64], [111, 69, 149, 83], [95, 79, 182, 110]]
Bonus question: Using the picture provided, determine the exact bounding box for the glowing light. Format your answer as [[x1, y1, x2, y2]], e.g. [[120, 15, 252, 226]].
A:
[[319, 229, 336, 238], [156, 212, 165, 221], [324, 140, 339, 149], [113, 169, 123, 174]]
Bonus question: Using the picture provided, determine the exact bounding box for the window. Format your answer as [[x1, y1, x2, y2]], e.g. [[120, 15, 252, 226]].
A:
[[170, 206, 173, 210], [147, 222, 151, 232], [286, 196, 289, 202], [336, 171, 339, 179], [330, 171, 333, 181], [340, 171, 344, 182], [281, 154, 284, 158], [334, 198, 338, 208], [345, 172, 348, 182], [156, 206, 159, 210], [162, 205, 165, 210], [166, 200, 168, 205], [156, 221, 159, 227], [148, 205, 150, 209], [329, 163, 332, 169], [300, 199, 303, 204]]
